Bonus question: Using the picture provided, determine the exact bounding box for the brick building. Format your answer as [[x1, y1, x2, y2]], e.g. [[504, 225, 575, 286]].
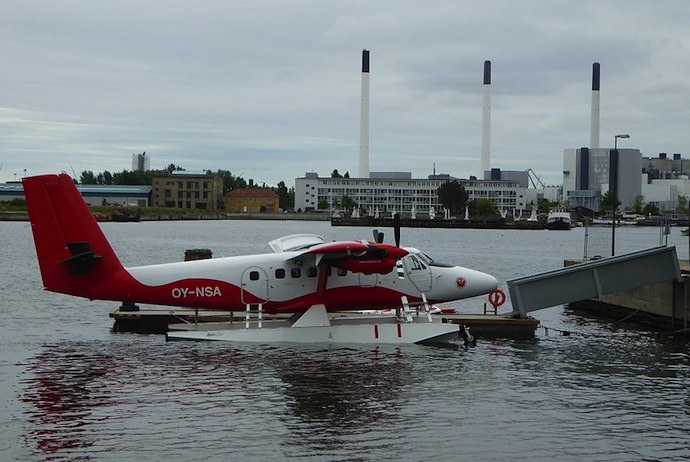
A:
[[225, 188, 279, 213], [152, 172, 223, 210]]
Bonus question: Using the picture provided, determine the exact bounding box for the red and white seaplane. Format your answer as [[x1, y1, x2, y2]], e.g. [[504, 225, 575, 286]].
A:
[[23, 173, 498, 345]]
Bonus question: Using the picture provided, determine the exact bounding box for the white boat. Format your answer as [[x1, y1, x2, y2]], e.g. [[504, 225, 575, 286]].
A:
[[546, 206, 572, 230]]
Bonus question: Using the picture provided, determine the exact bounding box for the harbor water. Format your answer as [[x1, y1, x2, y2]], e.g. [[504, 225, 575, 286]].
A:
[[1, 220, 689, 461]]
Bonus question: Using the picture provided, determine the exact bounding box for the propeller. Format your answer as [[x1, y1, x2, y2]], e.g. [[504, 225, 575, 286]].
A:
[[394, 213, 401, 247], [372, 229, 384, 244]]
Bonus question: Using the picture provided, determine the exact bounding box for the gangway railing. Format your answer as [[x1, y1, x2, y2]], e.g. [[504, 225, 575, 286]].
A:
[[507, 246, 682, 315]]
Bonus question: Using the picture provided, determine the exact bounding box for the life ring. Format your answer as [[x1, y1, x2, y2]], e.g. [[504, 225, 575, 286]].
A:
[[488, 288, 506, 309]]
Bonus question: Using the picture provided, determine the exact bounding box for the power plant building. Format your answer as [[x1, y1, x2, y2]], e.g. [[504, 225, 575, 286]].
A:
[[563, 147, 642, 210], [643, 153, 690, 179], [294, 52, 528, 216]]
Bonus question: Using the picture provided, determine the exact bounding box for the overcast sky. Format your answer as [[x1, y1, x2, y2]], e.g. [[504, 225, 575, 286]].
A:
[[2, 1, 689, 186]]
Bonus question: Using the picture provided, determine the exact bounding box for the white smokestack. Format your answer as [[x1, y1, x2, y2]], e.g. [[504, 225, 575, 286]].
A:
[[590, 62, 600, 149], [359, 49, 370, 178], [481, 60, 491, 177]]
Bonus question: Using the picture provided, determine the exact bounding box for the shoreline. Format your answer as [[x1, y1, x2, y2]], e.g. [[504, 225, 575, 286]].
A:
[[0, 211, 331, 222]]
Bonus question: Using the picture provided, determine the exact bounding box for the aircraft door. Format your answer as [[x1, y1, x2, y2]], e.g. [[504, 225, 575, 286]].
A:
[[358, 272, 378, 287], [241, 267, 269, 304], [402, 254, 432, 292]]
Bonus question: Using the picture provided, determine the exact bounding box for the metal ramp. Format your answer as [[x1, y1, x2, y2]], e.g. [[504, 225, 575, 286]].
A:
[[507, 246, 682, 315]]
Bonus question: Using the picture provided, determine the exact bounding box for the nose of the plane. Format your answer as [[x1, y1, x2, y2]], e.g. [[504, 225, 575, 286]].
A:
[[477, 271, 499, 294], [455, 268, 498, 297]]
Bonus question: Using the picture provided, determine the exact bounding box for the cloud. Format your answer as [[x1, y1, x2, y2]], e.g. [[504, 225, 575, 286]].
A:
[[1, 0, 689, 186]]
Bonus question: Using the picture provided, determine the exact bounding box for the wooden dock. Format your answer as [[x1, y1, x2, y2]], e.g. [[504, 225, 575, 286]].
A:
[[110, 307, 539, 339], [443, 313, 540, 339]]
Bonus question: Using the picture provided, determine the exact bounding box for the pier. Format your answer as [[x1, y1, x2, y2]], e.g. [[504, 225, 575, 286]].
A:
[[507, 245, 689, 334], [566, 261, 690, 333]]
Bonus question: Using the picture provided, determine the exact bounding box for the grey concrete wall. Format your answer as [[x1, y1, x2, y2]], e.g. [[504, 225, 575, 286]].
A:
[[598, 279, 688, 322]]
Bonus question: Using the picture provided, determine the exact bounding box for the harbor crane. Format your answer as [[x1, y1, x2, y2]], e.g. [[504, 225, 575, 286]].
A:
[[526, 169, 546, 189]]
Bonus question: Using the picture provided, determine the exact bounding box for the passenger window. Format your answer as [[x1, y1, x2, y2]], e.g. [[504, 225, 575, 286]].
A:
[[291, 267, 301, 278], [249, 271, 260, 281], [307, 267, 317, 278], [275, 268, 285, 279]]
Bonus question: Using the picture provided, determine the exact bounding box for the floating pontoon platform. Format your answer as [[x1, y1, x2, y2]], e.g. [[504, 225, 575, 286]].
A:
[[443, 313, 539, 339]]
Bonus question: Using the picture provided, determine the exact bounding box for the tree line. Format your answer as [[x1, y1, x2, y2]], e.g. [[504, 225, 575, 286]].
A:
[[78, 164, 294, 210]]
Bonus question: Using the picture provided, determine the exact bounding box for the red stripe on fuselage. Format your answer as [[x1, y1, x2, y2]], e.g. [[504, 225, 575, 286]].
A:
[[79, 272, 423, 313]]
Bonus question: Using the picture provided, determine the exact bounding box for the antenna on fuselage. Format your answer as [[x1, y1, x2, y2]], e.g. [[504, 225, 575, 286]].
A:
[[394, 213, 401, 247]]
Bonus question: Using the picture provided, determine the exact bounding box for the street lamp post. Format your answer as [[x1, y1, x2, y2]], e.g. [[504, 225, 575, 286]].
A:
[[611, 134, 630, 256]]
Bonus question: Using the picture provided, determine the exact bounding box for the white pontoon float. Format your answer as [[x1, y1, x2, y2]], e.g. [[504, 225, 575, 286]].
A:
[[166, 298, 460, 345]]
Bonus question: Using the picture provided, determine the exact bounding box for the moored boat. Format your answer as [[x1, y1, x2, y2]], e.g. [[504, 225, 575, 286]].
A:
[[546, 206, 572, 230]]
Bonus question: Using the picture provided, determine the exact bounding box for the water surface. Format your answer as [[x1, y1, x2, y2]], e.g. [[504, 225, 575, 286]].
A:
[[1, 220, 688, 461]]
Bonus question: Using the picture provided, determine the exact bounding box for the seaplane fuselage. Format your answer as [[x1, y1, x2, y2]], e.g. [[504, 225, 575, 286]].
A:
[[22, 173, 498, 313], [120, 248, 497, 312]]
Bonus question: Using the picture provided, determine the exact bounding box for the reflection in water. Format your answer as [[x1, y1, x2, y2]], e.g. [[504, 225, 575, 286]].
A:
[[16, 330, 690, 462], [20, 332, 690, 461], [20, 341, 427, 461], [270, 347, 413, 457], [275, 347, 408, 426], [20, 341, 260, 460], [22, 347, 115, 456]]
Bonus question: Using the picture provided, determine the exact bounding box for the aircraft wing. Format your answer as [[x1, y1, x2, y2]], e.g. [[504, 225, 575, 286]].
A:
[[268, 234, 325, 252], [290, 240, 407, 274], [288, 241, 369, 264]]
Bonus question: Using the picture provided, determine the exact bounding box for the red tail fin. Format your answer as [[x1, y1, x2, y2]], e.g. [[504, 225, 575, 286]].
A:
[[23, 173, 128, 298]]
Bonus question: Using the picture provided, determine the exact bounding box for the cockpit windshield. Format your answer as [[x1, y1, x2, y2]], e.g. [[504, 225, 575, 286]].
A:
[[421, 252, 453, 268], [406, 254, 427, 270]]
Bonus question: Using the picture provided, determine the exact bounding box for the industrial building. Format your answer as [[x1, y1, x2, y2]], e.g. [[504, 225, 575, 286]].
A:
[[295, 52, 528, 217], [0, 182, 151, 207], [561, 63, 643, 211], [643, 153, 689, 180], [563, 147, 642, 210], [640, 153, 690, 210]]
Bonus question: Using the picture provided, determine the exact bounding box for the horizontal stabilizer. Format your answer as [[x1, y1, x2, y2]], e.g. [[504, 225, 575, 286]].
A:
[[60, 242, 103, 275]]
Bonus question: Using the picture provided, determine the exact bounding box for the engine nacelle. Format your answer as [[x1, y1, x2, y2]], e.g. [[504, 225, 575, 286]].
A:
[[330, 244, 408, 275]]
